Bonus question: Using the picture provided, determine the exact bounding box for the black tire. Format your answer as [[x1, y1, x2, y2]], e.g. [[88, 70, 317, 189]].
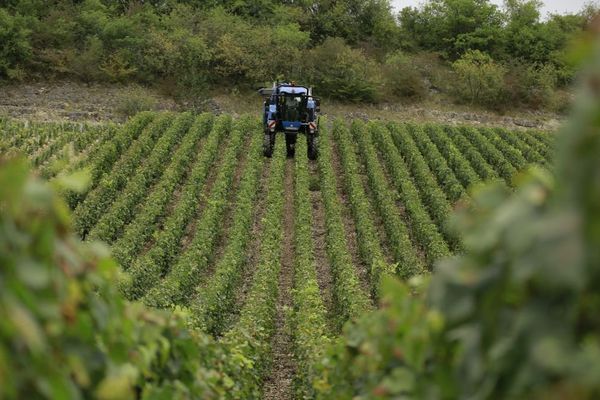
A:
[[263, 132, 274, 158], [285, 133, 296, 158], [307, 134, 318, 160]]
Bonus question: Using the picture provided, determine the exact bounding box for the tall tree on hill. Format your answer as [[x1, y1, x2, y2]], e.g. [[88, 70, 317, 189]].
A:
[[273, 0, 397, 45], [503, 0, 586, 81], [398, 0, 505, 58]]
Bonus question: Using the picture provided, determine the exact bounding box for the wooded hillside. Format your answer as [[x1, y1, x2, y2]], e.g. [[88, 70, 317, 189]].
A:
[[1, 0, 597, 109]]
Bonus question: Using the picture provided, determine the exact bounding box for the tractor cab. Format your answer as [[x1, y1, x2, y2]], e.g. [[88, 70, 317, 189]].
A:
[[278, 85, 307, 129], [259, 82, 320, 159]]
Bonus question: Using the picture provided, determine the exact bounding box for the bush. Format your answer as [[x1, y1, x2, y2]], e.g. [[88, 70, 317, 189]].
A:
[[452, 50, 507, 109], [505, 62, 558, 109], [100, 50, 138, 82], [213, 27, 270, 84], [383, 51, 427, 100], [202, 10, 309, 86], [307, 37, 382, 102], [0, 158, 223, 398], [71, 35, 105, 82], [0, 9, 31, 80], [269, 23, 310, 80], [200, 9, 271, 85], [167, 30, 212, 110], [115, 87, 159, 117]]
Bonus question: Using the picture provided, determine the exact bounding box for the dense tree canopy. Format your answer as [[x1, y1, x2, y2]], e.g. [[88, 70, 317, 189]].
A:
[[398, 0, 588, 65]]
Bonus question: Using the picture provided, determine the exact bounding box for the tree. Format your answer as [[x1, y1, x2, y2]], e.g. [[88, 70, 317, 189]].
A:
[[307, 37, 383, 102], [502, 0, 585, 82], [292, 0, 397, 45], [383, 51, 427, 99], [452, 49, 507, 107], [398, 0, 505, 59]]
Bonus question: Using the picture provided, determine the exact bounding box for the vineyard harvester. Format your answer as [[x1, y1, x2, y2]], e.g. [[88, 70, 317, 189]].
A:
[[259, 82, 320, 160]]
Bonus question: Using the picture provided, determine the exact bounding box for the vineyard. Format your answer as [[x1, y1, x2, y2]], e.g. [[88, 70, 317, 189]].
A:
[[1, 112, 555, 398]]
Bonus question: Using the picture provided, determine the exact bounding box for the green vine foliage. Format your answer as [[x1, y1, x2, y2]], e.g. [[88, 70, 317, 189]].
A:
[[0, 158, 232, 399], [314, 34, 600, 399]]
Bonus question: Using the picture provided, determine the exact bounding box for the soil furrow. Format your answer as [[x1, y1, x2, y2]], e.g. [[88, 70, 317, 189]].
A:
[[227, 155, 272, 330], [329, 136, 375, 296], [195, 133, 254, 286], [178, 135, 233, 251], [308, 161, 336, 330], [161, 128, 209, 221], [262, 158, 296, 400], [137, 135, 231, 258]]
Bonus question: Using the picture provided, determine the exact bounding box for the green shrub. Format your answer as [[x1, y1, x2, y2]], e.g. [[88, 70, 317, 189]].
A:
[[452, 50, 507, 109], [166, 30, 212, 110], [506, 62, 558, 109], [136, 12, 212, 105], [116, 87, 159, 117], [201, 9, 273, 85], [383, 51, 427, 100], [100, 50, 138, 82], [71, 35, 105, 82], [203, 15, 308, 86], [75, 0, 109, 39], [307, 37, 382, 102], [0, 9, 32, 80], [0, 158, 223, 398], [269, 23, 310, 80]]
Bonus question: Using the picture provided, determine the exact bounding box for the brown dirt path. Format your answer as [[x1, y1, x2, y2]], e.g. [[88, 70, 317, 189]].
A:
[[0, 81, 561, 131], [262, 158, 296, 400], [0, 81, 178, 122]]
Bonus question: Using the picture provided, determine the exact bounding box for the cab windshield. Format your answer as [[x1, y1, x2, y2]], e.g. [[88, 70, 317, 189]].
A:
[[281, 95, 304, 121]]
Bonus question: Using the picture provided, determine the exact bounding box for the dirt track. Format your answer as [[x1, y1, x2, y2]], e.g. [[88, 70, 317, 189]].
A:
[[1, 81, 563, 131], [0, 81, 176, 122]]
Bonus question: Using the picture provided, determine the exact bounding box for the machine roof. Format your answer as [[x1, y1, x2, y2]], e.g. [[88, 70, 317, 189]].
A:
[[278, 86, 308, 95]]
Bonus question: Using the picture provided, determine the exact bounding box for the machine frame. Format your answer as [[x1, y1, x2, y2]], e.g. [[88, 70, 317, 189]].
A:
[[259, 82, 320, 159]]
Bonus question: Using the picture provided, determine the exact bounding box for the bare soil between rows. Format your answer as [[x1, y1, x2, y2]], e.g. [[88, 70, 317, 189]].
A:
[[225, 155, 273, 333], [308, 161, 336, 333], [329, 136, 376, 296], [262, 158, 296, 400]]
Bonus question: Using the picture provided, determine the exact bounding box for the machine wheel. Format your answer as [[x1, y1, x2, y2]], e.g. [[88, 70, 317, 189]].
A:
[[263, 132, 275, 158], [307, 134, 318, 160], [285, 133, 296, 158]]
